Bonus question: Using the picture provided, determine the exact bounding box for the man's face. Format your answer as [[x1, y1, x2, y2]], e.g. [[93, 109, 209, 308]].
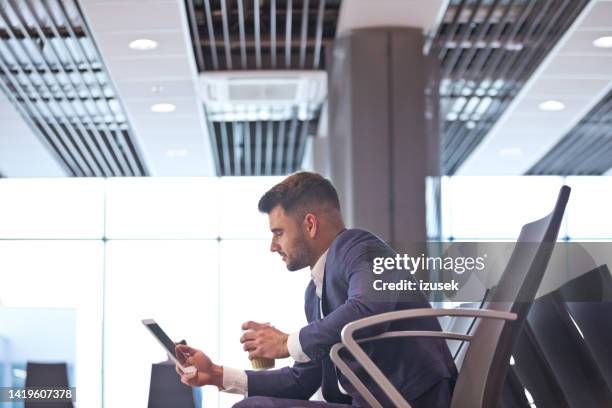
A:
[[268, 205, 311, 271]]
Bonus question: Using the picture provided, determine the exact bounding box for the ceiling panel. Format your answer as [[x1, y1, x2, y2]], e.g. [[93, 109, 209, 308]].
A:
[[79, 0, 216, 176], [433, 0, 591, 174], [90, 31, 188, 59], [132, 113, 203, 133], [184, 0, 341, 176], [104, 56, 194, 81], [0, 0, 149, 176], [80, 1, 184, 33], [113, 79, 197, 99], [559, 29, 612, 55], [510, 97, 593, 116], [542, 55, 612, 78], [457, 0, 612, 176], [137, 130, 214, 176], [528, 85, 612, 175], [527, 77, 610, 98], [579, 1, 612, 28]]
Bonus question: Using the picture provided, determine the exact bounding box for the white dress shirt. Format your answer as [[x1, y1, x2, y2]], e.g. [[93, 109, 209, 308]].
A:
[[222, 250, 329, 395]]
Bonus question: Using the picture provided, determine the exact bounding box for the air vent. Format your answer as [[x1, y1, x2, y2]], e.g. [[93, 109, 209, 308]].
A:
[[228, 83, 298, 101], [184, 0, 340, 176], [209, 114, 315, 176], [185, 0, 341, 71], [200, 70, 327, 121]]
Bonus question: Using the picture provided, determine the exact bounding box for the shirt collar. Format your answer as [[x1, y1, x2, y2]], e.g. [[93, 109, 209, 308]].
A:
[[311, 249, 328, 298]]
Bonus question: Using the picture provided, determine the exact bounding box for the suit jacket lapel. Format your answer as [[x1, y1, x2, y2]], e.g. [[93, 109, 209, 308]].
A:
[[320, 259, 329, 317]]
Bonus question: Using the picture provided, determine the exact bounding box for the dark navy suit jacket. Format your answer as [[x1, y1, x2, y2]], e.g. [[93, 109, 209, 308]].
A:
[[246, 229, 457, 406]]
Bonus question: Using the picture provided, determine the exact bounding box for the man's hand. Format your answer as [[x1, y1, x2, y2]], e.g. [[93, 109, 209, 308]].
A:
[[175, 344, 224, 389], [240, 321, 290, 360]]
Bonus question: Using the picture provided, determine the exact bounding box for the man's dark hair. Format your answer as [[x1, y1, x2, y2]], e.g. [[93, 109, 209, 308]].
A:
[[258, 172, 340, 216]]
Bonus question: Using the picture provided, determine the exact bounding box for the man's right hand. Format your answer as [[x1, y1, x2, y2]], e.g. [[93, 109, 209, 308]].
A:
[[175, 344, 224, 389]]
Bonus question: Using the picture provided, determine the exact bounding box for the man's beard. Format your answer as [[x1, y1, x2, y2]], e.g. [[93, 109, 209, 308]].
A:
[[286, 232, 311, 271]]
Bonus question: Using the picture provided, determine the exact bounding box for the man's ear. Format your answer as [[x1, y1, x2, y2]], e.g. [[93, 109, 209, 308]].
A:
[[304, 213, 318, 238]]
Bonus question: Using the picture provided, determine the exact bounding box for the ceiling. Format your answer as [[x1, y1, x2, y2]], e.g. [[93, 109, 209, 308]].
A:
[[434, 0, 591, 174], [528, 83, 612, 175], [1, 0, 612, 177], [78, 0, 216, 177], [0, 0, 149, 176], [458, 0, 612, 175], [184, 0, 341, 176]]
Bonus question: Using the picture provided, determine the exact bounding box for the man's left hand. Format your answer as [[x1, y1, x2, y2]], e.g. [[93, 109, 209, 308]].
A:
[[240, 321, 289, 360]]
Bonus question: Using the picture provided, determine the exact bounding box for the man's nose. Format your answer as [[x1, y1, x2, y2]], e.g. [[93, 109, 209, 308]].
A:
[[270, 240, 279, 252]]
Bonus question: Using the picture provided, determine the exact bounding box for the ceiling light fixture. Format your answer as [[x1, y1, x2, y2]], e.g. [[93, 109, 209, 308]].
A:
[[538, 100, 565, 112], [593, 36, 612, 49], [151, 103, 176, 113], [129, 38, 158, 51]]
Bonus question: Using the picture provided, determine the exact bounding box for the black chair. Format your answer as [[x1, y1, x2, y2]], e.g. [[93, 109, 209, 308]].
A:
[[510, 264, 612, 407], [147, 362, 196, 408], [557, 264, 612, 389], [25, 362, 73, 408], [501, 366, 531, 408], [330, 185, 570, 407]]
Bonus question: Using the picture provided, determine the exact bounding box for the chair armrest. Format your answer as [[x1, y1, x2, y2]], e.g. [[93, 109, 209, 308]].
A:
[[330, 330, 473, 408], [341, 308, 516, 342], [357, 330, 472, 344], [331, 308, 517, 408]]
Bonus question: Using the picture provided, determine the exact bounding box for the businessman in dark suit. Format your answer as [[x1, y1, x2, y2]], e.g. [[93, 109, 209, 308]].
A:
[[176, 172, 457, 407]]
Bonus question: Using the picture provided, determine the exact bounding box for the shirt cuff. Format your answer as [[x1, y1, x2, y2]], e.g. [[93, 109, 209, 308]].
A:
[[222, 366, 248, 395], [287, 330, 311, 363]]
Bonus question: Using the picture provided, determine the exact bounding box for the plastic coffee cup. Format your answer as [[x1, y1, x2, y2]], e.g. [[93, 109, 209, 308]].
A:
[[250, 356, 275, 370]]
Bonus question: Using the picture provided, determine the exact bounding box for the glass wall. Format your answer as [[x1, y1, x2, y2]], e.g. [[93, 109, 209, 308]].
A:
[[0, 176, 309, 408], [0, 175, 610, 407], [440, 176, 612, 241], [0, 179, 104, 408]]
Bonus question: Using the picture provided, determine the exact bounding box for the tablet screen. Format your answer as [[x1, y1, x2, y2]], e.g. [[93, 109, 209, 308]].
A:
[[142, 319, 181, 363]]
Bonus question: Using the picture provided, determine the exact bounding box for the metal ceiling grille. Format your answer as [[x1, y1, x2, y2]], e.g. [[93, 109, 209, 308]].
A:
[[434, 0, 589, 174], [211, 113, 316, 175], [0, 0, 149, 177], [185, 0, 340, 176], [528, 89, 612, 175], [186, 0, 340, 71]]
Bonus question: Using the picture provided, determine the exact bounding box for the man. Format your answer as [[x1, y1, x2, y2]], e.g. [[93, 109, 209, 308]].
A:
[[176, 172, 457, 407]]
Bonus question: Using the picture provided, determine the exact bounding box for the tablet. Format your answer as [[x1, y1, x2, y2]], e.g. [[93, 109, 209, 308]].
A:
[[142, 319, 196, 375]]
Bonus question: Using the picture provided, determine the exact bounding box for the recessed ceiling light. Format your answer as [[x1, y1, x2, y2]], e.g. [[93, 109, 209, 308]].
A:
[[151, 103, 176, 113], [129, 38, 158, 51], [538, 100, 565, 112], [166, 149, 188, 158], [593, 36, 612, 49], [498, 147, 523, 157]]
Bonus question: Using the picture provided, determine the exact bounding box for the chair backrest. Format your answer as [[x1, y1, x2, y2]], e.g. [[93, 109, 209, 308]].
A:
[[558, 264, 612, 389], [510, 264, 612, 407], [147, 362, 196, 408], [25, 362, 73, 408], [451, 185, 570, 408]]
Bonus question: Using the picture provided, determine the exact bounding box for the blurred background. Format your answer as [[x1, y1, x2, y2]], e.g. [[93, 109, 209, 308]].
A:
[[0, 0, 611, 407]]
